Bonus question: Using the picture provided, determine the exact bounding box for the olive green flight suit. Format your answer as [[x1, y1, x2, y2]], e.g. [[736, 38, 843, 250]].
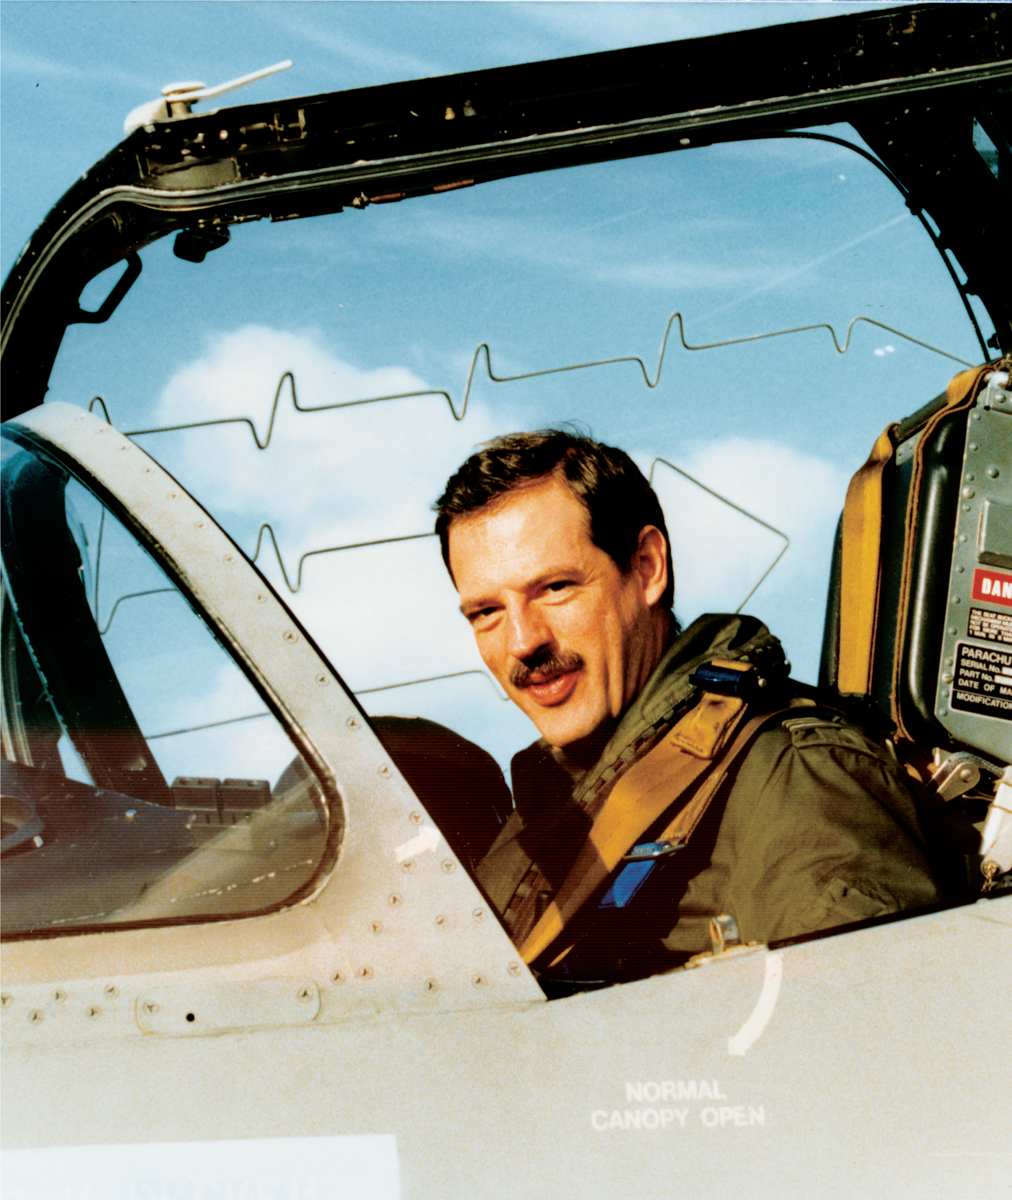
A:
[[476, 614, 942, 983]]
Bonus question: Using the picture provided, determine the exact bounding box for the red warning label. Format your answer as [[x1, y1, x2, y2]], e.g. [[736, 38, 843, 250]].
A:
[[972, 569, 1012, 608]]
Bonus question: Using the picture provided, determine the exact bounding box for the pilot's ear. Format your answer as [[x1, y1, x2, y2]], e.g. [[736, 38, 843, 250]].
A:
[[634, 525, 668, 606]]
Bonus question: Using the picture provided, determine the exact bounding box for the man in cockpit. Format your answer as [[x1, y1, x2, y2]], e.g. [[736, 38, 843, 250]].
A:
[[435, 429, 940, 986]]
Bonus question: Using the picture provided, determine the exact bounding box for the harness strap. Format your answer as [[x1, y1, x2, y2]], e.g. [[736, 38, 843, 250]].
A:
[[514, 688, 781, 968], [837, 424, 896, 696]]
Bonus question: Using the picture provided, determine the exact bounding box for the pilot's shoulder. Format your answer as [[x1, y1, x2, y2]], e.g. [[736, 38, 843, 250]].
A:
[[737, 704, 915, 801], [775, 710, 894, 759]]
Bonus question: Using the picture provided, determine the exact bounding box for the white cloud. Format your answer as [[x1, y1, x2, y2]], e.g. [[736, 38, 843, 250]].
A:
[[155, 323, 428, 430], [669, 438, 847, 541], [641, 437, 849, 676], [150, 324, 513, 560]]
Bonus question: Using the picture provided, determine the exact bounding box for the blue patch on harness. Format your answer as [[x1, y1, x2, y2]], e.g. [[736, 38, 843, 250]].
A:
[[598, 842, 679, 909], [599, 860, 656, 909]]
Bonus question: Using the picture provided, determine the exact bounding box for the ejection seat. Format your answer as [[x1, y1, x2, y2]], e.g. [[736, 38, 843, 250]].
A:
[[371, 716, 513, 875], [820, 358, 1012, 896]]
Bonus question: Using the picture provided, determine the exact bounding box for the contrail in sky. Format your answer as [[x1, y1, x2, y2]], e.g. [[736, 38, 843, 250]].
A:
[[692, 212, 910, 326]]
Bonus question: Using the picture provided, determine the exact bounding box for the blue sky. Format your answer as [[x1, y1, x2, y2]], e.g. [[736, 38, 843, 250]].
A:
[[2, 2, 989, 776]]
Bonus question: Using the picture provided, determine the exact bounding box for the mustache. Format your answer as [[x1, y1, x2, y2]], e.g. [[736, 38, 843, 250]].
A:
[[510, 649, 584, 690]]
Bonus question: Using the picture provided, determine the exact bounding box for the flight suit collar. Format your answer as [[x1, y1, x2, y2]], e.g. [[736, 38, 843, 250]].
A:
[[532, 613, 788, 808]]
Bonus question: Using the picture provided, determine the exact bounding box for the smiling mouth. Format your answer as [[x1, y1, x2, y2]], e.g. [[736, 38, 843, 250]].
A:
[[524, 669, 580, 707], [511, 651, 583, 707]]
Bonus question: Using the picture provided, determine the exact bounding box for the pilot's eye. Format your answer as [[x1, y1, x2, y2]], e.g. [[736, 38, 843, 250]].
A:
[[545, 580, 574, 592]]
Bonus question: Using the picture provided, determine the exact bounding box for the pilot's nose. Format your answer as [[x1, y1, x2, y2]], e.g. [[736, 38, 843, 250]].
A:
[[505, 602, 553, 662]]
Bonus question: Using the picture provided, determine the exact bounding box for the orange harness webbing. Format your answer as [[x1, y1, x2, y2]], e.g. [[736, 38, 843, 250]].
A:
[[513, 680, 781, 968], [837, 425, 897, 696]]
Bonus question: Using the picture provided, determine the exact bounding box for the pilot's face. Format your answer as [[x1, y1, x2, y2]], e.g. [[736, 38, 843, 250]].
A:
[[448, 474, 668, 752]]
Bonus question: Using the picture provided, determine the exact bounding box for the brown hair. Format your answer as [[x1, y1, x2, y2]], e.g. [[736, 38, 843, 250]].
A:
[[435, 429, 675, 612]]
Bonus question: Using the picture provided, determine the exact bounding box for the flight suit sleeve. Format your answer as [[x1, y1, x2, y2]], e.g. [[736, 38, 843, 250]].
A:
[[722, 717, 942, 943], [660, 716, 942, 955]]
